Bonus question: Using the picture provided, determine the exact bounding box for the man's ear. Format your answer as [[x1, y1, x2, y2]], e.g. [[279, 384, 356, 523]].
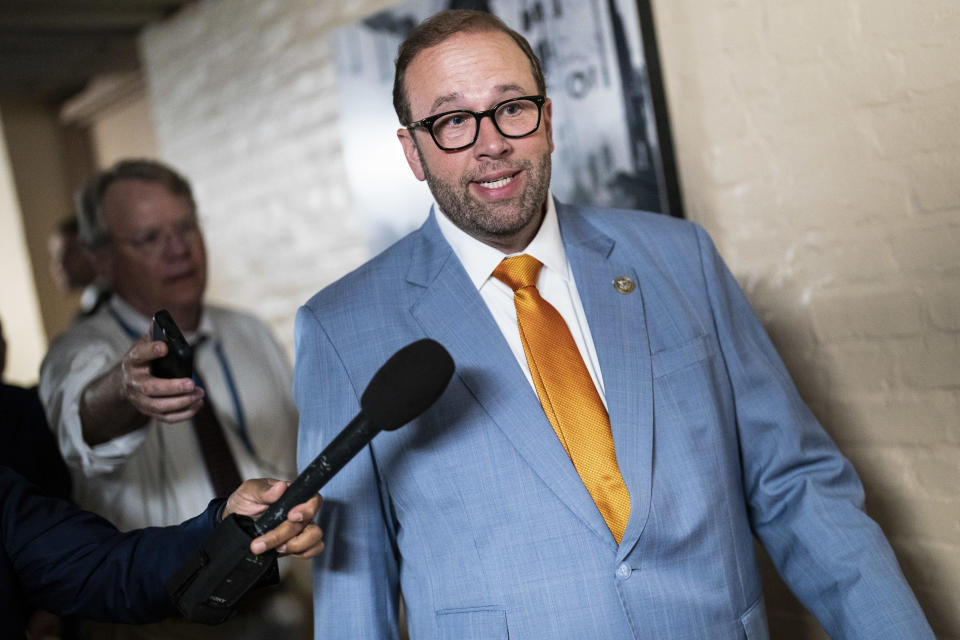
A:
[[397, 129, 426, 182], [88, 246, 116, 288]]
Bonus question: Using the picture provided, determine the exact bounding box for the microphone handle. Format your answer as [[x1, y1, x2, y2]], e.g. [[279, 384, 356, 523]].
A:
[[253, 413, 380, 536]]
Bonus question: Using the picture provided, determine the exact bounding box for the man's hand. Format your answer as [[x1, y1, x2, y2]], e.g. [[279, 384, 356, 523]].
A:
[[80, 333, 206, 445], [223, 478, 324, 558], [119, 333, 204, 423]]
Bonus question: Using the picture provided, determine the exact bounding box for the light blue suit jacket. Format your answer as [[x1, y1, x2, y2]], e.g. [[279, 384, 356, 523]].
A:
[[295, 203, 931, 639]]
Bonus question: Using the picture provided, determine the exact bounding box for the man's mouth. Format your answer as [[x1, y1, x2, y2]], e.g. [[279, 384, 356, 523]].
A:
[[477, 175, 514, 189], [165, 269, 197, 284], [473, 169, 520, 191]]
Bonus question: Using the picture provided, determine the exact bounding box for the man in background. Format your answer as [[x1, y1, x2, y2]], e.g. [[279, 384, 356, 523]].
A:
[[39, 158, 307, 639], [295, 10, 931, 639], [47, 216, 110, 318]]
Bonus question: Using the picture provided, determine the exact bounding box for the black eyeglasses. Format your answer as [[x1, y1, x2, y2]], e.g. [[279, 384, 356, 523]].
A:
[[406, 95, 546, 151]]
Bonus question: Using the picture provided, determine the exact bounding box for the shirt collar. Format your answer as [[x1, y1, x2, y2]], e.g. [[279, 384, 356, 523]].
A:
[[108, 295, 212, 343], [435, 192, 568, 289]]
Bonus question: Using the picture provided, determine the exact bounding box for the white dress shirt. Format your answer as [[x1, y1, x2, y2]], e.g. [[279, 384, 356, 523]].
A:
[[435, 193, 607, 406], [39, 295, 298, 531]]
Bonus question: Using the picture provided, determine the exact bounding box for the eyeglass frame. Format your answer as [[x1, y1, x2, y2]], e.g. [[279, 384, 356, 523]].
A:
[[405, 95, 547, 151], [107, 217, 203, 255]]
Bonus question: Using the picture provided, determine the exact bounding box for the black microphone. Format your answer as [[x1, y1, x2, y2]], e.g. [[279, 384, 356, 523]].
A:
[[168, 338, 454, 624], [253, 337, 455, 535]]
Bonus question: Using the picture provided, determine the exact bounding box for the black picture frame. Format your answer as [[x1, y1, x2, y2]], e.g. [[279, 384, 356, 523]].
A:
[[634, 0, 684, 218], [505, 0, 684, 218]]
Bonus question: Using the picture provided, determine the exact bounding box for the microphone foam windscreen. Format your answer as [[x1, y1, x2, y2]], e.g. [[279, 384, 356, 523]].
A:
[[360, 339, 455, 431]]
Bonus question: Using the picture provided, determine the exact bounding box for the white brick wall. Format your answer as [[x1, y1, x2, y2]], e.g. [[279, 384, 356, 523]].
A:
[[652, 0, 960, 636], [141, 0, 960, 636], [141, 0, 401, 353]]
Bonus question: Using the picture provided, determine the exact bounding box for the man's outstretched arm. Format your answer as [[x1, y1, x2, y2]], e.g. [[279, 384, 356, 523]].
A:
[[2, 467, 323, 625]]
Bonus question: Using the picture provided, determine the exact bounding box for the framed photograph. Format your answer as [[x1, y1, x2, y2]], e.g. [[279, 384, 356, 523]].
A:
[[332, 0, 684, 253]]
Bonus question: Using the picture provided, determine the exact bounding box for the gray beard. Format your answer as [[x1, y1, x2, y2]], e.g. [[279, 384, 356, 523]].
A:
[[421, 152, 552, 245]]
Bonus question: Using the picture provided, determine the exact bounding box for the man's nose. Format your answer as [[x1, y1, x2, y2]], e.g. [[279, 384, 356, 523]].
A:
[[163, 229, 191, 256], [472, 114, 510, 158]]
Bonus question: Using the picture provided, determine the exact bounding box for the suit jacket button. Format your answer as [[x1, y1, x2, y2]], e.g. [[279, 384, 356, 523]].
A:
[[616, 563, 632, 580], [613, 276, 635, 294]]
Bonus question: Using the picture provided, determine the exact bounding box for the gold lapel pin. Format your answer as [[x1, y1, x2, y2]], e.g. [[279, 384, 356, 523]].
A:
[[613, 276, 636, 294]]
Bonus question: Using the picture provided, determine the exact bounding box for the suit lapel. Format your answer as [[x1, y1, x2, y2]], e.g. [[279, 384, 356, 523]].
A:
[[408, 212, 617, 547], [558, 204, 654, 560]]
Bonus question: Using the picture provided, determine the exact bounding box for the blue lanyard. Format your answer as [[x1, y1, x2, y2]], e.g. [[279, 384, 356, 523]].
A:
[[109, 306, 254, 455]]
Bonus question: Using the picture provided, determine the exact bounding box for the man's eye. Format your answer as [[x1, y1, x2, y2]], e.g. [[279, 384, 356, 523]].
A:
[[138, 232, 161, 247], [176, 220, 199, 235], [441, 113, 470, 128]]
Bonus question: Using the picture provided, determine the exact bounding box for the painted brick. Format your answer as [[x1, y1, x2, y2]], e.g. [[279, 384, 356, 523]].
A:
[[926, 282, 960, 331], [902, 43, 960, 93], [856, 0, 960, 46], [906, 149, 960, 213], [890, 227, 960, 273], [831, 47, 908, 108], [826, 391, 960, 446], [809, 288, 924, 341], [872, 494, 960, 546], [898, 337, 960, 389], [815, 344, 900, 394], [844, 447, 914, 498], [819, 237, 899, 283], [910, 449, 960, 500], [864, 100, 960, 160], [766, 1, 847, 65], [893, 540, 960, 593]]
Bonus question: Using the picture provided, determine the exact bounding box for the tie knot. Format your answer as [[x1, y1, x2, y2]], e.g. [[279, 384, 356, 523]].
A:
[[492, 254, 543, 291]]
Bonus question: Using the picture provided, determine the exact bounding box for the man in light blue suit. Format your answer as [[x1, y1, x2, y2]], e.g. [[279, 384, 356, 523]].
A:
[[295, 10, 931, 639]]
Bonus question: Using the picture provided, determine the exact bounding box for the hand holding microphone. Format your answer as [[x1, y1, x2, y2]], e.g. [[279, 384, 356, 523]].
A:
[[167, 338, 454, 623], [254, 338, 454, 535]]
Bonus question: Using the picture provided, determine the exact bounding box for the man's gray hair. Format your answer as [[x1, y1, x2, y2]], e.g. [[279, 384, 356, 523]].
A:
[[76, 158, 196, 248]]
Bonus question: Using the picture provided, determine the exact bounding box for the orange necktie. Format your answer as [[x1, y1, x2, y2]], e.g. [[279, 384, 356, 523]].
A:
[[493, 254, 631, 543]]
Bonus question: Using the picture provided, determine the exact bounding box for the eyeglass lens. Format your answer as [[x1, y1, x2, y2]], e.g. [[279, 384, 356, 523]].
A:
[[120, 219, 200, 253], [432, 98, 541, 149]]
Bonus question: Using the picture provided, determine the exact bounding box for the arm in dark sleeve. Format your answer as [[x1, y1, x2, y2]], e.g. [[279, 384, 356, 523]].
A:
[[1, 466, 219, 624]]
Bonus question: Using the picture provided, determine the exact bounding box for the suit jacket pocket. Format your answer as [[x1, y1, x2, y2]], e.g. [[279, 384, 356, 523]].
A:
[[739, 596, 769, 640], [436, 606, 507, 640], [651, 333, 714, 379]]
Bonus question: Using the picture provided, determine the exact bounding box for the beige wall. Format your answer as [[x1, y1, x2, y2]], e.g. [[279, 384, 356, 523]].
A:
[[0, 79, 156, 385], [89, 91, 158, 166], [0, 109, 47, 386], [0, 99, 87, 356], [138, 0, 958, 637]]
